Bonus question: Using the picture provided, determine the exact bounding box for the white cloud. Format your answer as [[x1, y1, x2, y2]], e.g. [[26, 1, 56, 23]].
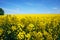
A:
[[52, 7, 58, 10], [3, 8, 21, 14], [52, 7, 60, 13]]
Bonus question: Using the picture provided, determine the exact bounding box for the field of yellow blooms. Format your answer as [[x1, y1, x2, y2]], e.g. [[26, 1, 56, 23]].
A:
[[0, 14, 60, 40]]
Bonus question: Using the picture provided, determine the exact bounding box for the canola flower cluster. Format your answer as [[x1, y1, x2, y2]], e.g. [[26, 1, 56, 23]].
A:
[[0, 15, 60, 40]]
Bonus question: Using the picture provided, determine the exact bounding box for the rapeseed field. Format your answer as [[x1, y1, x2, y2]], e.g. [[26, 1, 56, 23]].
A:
[[0, 14, 60, 40]]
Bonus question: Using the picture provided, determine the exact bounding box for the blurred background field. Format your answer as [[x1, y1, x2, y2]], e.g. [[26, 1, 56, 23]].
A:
[[0, 14, 60, 40]]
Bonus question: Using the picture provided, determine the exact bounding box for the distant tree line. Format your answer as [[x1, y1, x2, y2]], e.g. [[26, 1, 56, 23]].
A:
[[0, 8, 4, 15]]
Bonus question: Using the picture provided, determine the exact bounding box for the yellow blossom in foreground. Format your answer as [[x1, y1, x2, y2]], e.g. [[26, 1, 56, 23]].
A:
[[43, 30, 50, 37], [25, 33, 31, 38], [27, 23, 34, 31], [11, 26, 17, 31], [25, 33, 31, 40], [17, 23, 24, 28], [17, 31, 25, 39], [37, 32, 43, 37], [0, 28, 3, 36]]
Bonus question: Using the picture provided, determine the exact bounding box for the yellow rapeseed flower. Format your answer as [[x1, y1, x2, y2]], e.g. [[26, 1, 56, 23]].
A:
[[11, 26, 17, 31], [37, 32, 43, 37], [17, 31, 25, 39], [17, 23, 24, 28], [0, 28, 3, 36], [27, 23, 34, 31], [25, 33, 31, 40]]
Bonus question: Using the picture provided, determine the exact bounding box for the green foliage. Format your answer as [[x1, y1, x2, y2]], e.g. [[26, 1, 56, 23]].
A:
[[0, 8, 4, 15]]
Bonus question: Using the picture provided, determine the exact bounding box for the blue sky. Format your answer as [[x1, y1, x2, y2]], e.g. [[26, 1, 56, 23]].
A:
[[0, 0, 60, 14]]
